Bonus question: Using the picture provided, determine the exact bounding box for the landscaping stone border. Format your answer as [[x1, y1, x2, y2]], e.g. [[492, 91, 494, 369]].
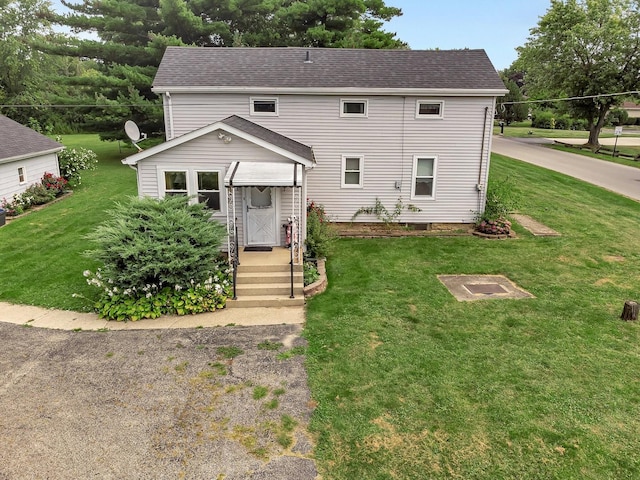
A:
[[3, 191, 73, 225], [304, 258, 327, 298]]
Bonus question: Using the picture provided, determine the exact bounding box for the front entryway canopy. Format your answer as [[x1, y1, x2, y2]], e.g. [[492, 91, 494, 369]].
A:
[[224, 162, 303, 187]]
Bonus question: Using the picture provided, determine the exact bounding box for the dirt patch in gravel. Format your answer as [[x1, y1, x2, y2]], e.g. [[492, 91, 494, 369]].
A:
[[0, 322, 317, 479]]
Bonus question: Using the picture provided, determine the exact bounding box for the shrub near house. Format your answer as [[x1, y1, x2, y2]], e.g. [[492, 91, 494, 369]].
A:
[[83, 195, 231, 321]]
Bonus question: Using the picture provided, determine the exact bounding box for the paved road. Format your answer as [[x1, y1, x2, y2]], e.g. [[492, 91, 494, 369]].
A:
[[491, 136, 640, 202]]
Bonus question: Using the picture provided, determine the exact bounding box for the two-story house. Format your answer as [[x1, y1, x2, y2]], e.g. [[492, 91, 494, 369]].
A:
[[123, 47, 506, 261]]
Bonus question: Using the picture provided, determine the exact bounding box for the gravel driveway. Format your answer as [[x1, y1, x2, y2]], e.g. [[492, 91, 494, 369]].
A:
[[0, 322, 317, 479]]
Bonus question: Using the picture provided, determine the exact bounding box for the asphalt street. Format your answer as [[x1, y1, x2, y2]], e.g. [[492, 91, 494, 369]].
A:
[[491, 136, 640, 202]]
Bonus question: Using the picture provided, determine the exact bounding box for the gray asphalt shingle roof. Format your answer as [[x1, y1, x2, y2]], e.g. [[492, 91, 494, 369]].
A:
[[221, 115, 314, 162], [154, 47, 505, 91], [0, 115, 63, 162]]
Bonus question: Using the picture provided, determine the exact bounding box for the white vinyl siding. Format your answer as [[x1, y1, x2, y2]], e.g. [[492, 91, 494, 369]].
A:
[[341, 155, 363, 188], [250, 97, 278, 116], [163, 93, 495, 224], [138, 130, 304, 246], [416, 100, 444, 119], [340, 99, 368, 117], [0, 152, 60, 201], [411, 156, 437, 199]]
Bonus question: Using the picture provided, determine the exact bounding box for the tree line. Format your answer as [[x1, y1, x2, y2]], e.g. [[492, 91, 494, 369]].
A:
[[3, 0, 640, 147], [1, 0, 405, 140]]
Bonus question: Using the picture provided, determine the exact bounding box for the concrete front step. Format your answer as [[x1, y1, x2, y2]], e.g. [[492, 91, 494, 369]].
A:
[[226, 295, 305, 308], [236, 283, 304, 296], [237, 264, 303, 274], [237, 271, 303, 284]]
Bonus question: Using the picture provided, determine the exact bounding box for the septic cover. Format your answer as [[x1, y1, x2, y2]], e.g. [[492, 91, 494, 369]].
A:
[[438, 275, 534, 302]]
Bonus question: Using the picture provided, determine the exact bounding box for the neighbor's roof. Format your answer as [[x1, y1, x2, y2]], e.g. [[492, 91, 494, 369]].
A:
[[123, 115, 314, 167], [154, 47, 507, 94], [0, 115, 64, 163]]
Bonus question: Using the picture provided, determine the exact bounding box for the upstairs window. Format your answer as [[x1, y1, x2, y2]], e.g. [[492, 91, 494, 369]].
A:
[[17, 167, 26, 184], [412, 156, 437, 199], [416, 100, 444, 119], [251, 97, 278, 116], [340, 99, 368, 117], [341, 155, 363, 188]]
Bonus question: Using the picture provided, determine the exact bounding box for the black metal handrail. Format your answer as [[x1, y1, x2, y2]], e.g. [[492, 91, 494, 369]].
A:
[[289, 220, 295, 298], [232, 225, 239, 300]]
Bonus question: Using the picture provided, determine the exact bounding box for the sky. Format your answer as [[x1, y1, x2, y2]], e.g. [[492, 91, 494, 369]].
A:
[[385, 0, 552, 70], [51, 0, 551, 71]]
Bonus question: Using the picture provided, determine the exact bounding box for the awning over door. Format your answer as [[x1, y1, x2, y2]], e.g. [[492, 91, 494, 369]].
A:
[[224, 162, 303, 187]]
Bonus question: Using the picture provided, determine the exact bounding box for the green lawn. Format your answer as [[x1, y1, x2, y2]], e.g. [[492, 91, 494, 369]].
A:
[[0, 134, 137, 310], [551, 144, 640, 169], [493, 124, 640, 139], [3, 136, 640, 478], [305, 154, 640, 479]]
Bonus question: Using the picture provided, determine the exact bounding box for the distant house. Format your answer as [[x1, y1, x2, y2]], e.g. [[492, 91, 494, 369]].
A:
[[123, 47, 507, 256], [622, 101, 640, 119], [0, 115, 64, 202]]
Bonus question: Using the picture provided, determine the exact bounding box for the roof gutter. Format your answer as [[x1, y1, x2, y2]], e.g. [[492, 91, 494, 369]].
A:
[[152, 86, 509, 97], [0, 146, 65, 165]]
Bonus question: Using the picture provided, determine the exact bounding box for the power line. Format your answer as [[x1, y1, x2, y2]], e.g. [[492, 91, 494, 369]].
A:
[[501, 90, 640, 106]]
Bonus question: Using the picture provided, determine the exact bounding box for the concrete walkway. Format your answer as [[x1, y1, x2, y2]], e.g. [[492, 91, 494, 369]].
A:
[[0, 301, 305, 330], [492, 136, 640, 202]]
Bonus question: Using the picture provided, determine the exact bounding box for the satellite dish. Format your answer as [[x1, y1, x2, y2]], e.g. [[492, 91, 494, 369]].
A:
[[124, 120, 141, 142], [124, 120, 147, 151]]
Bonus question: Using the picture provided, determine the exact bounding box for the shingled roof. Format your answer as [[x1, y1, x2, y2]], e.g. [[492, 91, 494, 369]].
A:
[[123, 115, 314, 166], [154, 47, 506, 93], [0, 115, 63, 163]]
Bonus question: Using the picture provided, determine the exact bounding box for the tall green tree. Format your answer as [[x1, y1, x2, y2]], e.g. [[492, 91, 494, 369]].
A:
[[516, 0, 640, 147], [41, 0, 404, 140], [0, 0, 61, 125], [497, 77, 528, 124]]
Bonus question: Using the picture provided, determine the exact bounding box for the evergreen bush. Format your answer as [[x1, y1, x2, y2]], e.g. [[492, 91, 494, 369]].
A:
[[83, 196, 231, 320]]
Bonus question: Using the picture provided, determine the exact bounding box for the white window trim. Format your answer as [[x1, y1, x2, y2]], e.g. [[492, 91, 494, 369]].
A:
[[341, 155, 364, 188], [250, 96, 279, 116], [157, 167, 225, 213], [195, 169, 224, 212], [411, 155, 437, 200], [415, 100, 444, 119], [340, 98, 368, 118], [17, 166, 27, 185]]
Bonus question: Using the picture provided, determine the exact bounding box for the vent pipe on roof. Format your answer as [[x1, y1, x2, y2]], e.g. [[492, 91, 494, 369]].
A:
[[304, 50, 312, 64]]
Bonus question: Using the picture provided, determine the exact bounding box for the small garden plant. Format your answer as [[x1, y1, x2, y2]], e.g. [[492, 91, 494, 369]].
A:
[[1, 172, 68, 216], [306, 199, 336, 259], [351, 196, 421, 225], [474, 177, 519, 235], [83, 195, 231, 321]]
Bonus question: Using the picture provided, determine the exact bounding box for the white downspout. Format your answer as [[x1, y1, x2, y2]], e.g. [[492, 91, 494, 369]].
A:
[[165, 92, 175, 140]]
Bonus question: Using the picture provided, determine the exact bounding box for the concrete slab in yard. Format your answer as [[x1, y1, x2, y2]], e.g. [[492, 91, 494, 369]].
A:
[[438, 275, 535, 302], [511, 214, 561, 237]]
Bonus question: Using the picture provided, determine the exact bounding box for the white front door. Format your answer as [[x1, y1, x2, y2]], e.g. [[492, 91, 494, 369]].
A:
[[245, 186, 278, 245]]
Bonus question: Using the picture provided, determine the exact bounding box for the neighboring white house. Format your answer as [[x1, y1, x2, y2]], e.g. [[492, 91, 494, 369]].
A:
[[0, 115, 64, 202], [123, 47, 507, 255]]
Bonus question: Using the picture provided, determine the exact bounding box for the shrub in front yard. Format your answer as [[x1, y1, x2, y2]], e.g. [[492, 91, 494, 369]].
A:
[[475, 177, 520, 235], [57, 142, 98, 186], [306, 200, 336, 259], [83, 195, 231, 320]]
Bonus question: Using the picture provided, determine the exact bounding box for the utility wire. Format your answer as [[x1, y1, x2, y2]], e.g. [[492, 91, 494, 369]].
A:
[[501, 90, 640, 105]]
